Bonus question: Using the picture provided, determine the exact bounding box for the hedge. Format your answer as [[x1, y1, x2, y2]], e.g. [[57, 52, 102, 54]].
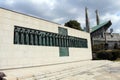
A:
[[94, 49, 120, 60]]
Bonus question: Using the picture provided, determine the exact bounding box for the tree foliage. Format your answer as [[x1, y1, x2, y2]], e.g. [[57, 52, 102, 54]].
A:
[[64, 20, 82, 30]]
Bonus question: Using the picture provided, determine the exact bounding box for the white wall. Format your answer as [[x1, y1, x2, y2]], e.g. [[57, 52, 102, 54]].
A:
[[0, 8, 92, 69]]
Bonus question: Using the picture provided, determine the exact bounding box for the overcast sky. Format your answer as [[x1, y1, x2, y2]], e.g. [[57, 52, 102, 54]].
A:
[[0, 0, 120, 33]]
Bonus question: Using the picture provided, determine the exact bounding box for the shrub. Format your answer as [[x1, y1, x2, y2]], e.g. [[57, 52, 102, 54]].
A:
[[94, 49, 120, 60], [111, 50, 120, 60], [114, 43, 119, 49]]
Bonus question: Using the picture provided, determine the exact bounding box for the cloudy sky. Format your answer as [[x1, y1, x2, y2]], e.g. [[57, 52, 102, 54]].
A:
[[0, 0, 120, 33]]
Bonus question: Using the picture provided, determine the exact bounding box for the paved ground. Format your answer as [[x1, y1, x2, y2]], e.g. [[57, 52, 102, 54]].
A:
[[64, 61, 120, 80], [2, 60, 120, 80], [72, 63, 119, 79]]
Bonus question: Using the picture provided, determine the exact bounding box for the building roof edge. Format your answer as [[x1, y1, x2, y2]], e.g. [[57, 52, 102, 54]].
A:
[[0, 7, 61, 25]]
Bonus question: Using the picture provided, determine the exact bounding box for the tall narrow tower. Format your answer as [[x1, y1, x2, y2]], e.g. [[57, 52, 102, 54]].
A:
[[95, 10, 100, 25], [85, 7, 90, 33]]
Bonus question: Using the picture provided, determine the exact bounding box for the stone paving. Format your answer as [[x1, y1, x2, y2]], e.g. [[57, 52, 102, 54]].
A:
[[2, 60, 120, 80], [64, 61, 120, 80]]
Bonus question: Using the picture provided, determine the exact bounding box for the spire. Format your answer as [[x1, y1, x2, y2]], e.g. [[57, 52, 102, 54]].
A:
[[85, 7, 90, 33], [95, 10, 100, 25]]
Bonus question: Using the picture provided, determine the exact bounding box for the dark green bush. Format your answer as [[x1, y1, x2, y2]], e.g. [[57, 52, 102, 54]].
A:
[[94, 50, 120, 60], [114, 43, 119, 49]]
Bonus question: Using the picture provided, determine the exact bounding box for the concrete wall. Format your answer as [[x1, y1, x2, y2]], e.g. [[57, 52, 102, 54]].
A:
[[0, 8, 92, 69]]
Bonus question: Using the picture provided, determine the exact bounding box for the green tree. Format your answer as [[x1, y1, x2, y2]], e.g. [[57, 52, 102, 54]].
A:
[[64, 20, 82, 30]]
